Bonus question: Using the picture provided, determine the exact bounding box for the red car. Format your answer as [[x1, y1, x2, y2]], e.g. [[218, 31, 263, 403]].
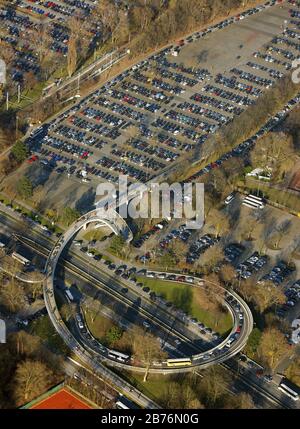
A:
[[27, 155, 38, 163]]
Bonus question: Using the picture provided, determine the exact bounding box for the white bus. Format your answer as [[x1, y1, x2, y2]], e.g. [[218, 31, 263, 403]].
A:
[[115, 396, 137, 409], [65, 289, 74, 302], [107, 349, 130, 363], [11, 252, 30, 266], [115, 400, 130, 409], [278, 379, 299, 401]]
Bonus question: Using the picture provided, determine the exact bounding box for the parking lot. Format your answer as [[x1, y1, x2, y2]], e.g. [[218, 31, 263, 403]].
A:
[[20, 0, 300, 201], [0, 0, 100, 86]]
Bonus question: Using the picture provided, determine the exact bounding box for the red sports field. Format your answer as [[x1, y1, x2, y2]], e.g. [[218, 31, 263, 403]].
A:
[[31, 388, 93, 409]]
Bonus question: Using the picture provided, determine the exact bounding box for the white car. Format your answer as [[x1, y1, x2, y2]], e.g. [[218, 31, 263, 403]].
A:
[[143, 321, 150, 329], [146, 272, 155, 278], [224, 193, 235, 205]]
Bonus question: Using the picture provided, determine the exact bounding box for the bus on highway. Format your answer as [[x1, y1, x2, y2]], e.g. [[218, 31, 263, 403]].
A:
[[278, 379, 299, 401], [107, 349, 130, 363], [65, 289, 74, 302], [11, 252, 30, 266], [115, 400, 130, 409], [115, 395, 138, 409], [166, 358, 192, 367]]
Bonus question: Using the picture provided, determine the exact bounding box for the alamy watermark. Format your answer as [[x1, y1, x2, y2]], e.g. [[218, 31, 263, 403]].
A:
[[0, 319, 6, 344], [0, 59, 6, 85], [292, 58, 300, 84], [96, 175, 205, 230]]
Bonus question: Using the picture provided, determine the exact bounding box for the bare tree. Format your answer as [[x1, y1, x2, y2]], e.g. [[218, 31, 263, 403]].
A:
[[219, 264, 236, 288], [131, 326, 167, 381], [209, 210, 229, 238], [60, 303, 77, 322], [258, 328, 290, 371], [29, 24, 51, 66], [251, 281, 286, 314], [12, 359, 54, 405], [94, 0, 118, 41], [67, 35, 77, 77], [200, 366, 230, 406], [0, 279, 26, 313]]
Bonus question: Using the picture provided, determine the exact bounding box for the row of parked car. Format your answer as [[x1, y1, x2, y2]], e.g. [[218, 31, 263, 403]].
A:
[[230, 68, 274, 88], [1, 1, 101, 84], [20, 0, 94, 19], [177, 102, 229, 126], [246, 61, 284, 79], [98, 262, 224, 342], [40, 137, 91, 160], [186, 93, 300, 183], [27, 0, 300, 188], [191, 93, 244, 116], [94, 96, 146, 123], [224, 243, 245, 264], [259, 261, 295, 286], [132, 220, 169, 249], [121, 80, 173, 104], [111, 148, 165, 173], [44, 0, 288, 176], [96, 156, 148, 182], [236, 252, 269, 280], [186, 234, 220, 264], [129, 138, 180, 163], [70, 116, 122, 140], [215, 73, 262, 97], [276, 279, 300, 318]]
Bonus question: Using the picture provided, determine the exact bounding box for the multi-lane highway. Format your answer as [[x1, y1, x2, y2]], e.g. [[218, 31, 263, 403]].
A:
[[0, 206, 299, 408], [42, 208, 253, 372]]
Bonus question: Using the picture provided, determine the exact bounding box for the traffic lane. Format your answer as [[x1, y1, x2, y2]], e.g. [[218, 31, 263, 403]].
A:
[[2, 213, 251, 372], [226, 357, 298, 409], [0, 217, 296, 408], [1, 210, 241, 345], [62, 268, 203, 359], [1, 218, 211, 359], [4, 209, 286, 406], [65, 253, 208, 347], [0, 215, 224, 346], [62, 267, 219, 359], [63, 360, 117, 406], [0, 213, 244, 359]]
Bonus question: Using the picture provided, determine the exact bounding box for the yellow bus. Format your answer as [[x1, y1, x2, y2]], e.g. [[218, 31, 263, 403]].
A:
[[166, 358, 192, 367]]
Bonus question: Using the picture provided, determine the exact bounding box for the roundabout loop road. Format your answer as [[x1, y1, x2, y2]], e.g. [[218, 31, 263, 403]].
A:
[[44, 209, 253, 374]]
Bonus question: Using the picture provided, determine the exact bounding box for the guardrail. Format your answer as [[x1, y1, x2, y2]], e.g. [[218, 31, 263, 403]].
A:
[[43, 209, 253, 376]]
